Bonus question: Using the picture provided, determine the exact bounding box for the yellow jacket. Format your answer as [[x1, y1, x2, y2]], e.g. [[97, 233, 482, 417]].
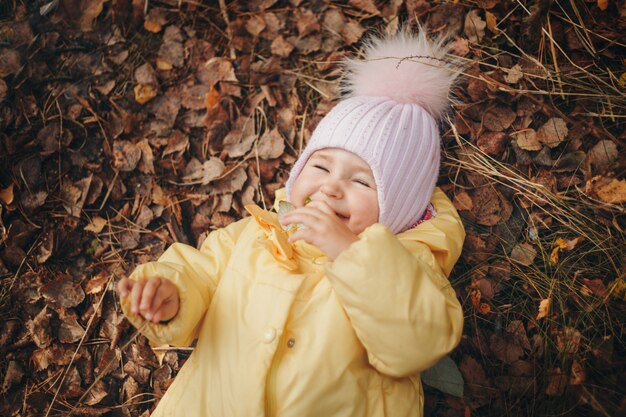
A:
[[121, 188, 465, 417]]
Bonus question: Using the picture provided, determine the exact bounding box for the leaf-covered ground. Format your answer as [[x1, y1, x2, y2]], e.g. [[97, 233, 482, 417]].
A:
[[1, 1, 625, 416]]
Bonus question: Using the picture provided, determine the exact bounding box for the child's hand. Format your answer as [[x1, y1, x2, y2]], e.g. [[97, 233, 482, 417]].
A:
[[280, 201, 358, 260], [117, 277, 180, 323]]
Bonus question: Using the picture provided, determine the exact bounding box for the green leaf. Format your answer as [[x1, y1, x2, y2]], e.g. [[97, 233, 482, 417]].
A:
[[421, 355, 464, 397]]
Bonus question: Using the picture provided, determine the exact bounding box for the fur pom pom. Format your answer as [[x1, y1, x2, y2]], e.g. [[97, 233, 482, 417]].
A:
[[343, 29, 460, 120]]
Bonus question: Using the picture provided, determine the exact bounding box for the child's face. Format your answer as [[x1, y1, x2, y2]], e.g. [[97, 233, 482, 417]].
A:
[[290, 148, 379, 235]]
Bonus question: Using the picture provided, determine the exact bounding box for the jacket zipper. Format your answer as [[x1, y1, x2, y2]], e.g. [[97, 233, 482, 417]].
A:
[[265, 335, 287, 417]]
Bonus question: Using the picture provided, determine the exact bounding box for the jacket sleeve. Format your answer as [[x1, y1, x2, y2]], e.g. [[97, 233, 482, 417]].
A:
[[324, 195, 465, 378], [120, 217, 251, 346]]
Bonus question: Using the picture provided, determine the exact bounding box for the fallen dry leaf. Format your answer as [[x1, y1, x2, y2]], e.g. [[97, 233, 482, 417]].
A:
[[197, 57, 238, 85], [468, 187, 512, 226], [504, 64, 524, 84], [513, 129, 542, 151], [485, 11, 498, 33], [537, 117, 568, 148], [585, 176, 626, 204], [257, 128, 285, 160], [453, 190, 473, 211], [182, 158, 225, 185], [85, 216, 107, 234], [483, 106, 517, 132], [588, 140, 618, 169], [536, 298, 551, 319], [464, 10, 486, 43], [0, 183, 14, 205], [113, 141, 142, 172], [271, 35, 295, 57], [40, 275, 85, 308], [0, 48, 22, 78], [134, 84, 158, 105], [510, 243, 537, 266]]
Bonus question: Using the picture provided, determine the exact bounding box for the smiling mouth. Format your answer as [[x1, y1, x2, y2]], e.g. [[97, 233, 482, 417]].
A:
[[336, 213, 349, 221]]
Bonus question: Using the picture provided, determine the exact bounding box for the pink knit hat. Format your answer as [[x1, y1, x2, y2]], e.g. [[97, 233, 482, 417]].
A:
[[286, 30, 459, 233]]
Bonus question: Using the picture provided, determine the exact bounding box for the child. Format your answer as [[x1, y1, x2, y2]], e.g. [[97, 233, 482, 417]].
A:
[[118, 29, 465, 417]]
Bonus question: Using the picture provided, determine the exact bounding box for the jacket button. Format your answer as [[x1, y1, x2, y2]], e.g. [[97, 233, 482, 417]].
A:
[[287, 338, 295, 348], [263, 327, 277, 343]]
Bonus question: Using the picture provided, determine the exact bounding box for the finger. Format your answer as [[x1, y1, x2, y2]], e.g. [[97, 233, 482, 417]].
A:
[[140, 279, 162, 320], [148, 284, 171, 322], [282, 206, 325, 224], [117, 278, 134, 298], [150, 287, 173, 323], [130, 280, 146, 315], [283, 211, 322, 230], [302, 200, 335, 216]]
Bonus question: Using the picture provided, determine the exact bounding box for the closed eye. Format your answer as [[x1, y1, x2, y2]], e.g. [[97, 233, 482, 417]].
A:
[[314, 165, 329, 172], [353, 179, 372, 188]]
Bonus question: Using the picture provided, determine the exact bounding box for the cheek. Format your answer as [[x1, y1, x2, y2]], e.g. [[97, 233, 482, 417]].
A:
[[350, 193, 379, 228]]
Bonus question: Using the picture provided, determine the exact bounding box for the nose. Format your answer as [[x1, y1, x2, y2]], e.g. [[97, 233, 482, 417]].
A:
[[320, 179, 343, 199]]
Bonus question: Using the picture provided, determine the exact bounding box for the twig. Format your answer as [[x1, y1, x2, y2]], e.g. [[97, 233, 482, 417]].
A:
[[218, 0, 236, 60]]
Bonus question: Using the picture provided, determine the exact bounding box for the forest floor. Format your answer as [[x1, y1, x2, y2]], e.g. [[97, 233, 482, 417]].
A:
[[1, 0, 625, 416]]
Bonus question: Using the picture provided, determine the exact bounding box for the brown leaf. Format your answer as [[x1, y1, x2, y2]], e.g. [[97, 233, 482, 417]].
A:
[[182, 158, 225, 185], [585, 176, 626, 204], [123, 361, 151, 385], [134, 63, 159, 85], [271, 35, 295, 58], [144, 8, 167, 33], [58, 316, 85, 343], [513, 129, 542, 151], [477, 132, 508, 156], [588, 140, 618, 168], [0, 48, 22, 78], [133, 83, 158, 105], [0, 78, 6, 103], [341, 20, 366, 45], [27, 307, 53, 348], [257, 128, 285, 160], [569, 360, 586, 385], [113, 141, 142, 172], [0, 183, 14, 205], [61, 0, 105, 32], [85, 216, 107, 234], [349, 0, 380, 15], [545, 368, 567, 396], [162, 130, 189, 158], [197, 57, 238, 85], [1, 361, 24, 394], [537, 117, 568, 148], [158, 27, 185, 69], [224, 130, 256, 158], [453, 190, 473, 211], [40, 275, 85, 308], [181, 85, 211, 110], [211, 166, 248, 194], [246, 15, 267, 37], [295, 9, 320, 37], [136, 139, 155, 175], [490, 333, 524, 363], [464, 10, 486, 43], [459, 355, 488, 388], [85, 271, 110, 294], [504, 64, 524, 84], [482, 106, 516, 132], [506, 320, 531, 351], [468, 187, 512, 226], [510, 243, 537, 266]]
